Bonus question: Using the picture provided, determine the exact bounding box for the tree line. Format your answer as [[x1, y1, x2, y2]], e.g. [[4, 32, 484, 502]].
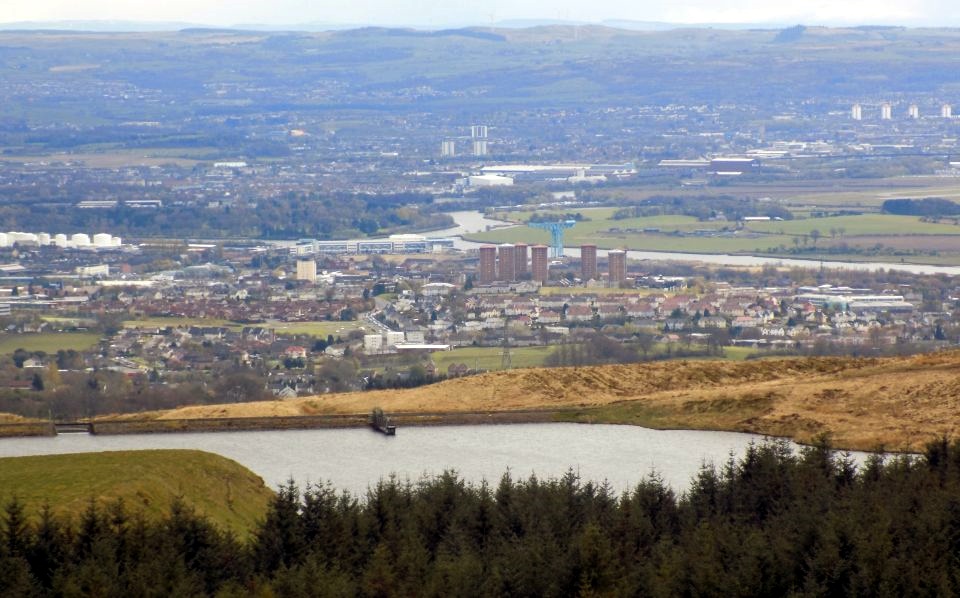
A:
[[6, 438, 960, 595], [0, 192, 452, 240]]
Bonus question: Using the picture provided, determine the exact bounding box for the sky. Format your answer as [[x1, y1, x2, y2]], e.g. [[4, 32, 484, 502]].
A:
[[1, 0, 958, 28]]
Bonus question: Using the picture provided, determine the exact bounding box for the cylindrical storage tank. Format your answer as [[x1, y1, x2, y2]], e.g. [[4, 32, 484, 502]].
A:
[[54, 234, 68, 247], [0, 233, 9, 247], [71, 233, 91, 247], [112, 237, 122, 247], [93, 233, 113, 247], [37, 233, 50, 245]]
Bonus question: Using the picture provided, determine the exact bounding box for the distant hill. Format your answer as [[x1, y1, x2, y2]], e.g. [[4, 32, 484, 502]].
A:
[[0, 450, 274, 537], [101, 351, 960, 452], [2, 24, 960, 120]]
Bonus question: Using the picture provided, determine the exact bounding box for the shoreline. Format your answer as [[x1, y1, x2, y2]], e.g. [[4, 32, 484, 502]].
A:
[[0, 408, 912, 454], [0, 409, 569, 439]]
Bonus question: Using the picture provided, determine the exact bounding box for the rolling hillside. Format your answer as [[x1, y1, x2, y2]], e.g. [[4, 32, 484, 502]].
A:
[[102, 351, 960, 451]]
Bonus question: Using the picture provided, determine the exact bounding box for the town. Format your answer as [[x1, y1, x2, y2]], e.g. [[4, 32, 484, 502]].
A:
[[0, 220, 954, 420]]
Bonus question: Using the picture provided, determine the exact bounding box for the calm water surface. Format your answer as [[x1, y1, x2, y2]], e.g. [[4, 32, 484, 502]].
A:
[[0, 424, 831, 496]]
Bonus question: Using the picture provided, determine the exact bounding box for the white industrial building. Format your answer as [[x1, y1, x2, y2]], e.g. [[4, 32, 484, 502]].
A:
[[0, 231, 120, 249], [76, 264, 110, 278], [468, 174, 513, 187], [363, 330, 434, 354], [292, 234, 454, 256]]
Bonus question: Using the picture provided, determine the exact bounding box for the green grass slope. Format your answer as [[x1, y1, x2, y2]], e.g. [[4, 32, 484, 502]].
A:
[[0, 449, 273, 537]]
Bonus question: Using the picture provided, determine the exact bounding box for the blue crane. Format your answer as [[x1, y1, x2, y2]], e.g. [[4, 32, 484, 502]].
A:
[[528, 220, 576, 258]]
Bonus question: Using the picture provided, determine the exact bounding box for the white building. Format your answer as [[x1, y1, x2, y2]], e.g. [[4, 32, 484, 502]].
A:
[[943, 104, 953, 118], [472, 139, 489, 156], [422, 282, 457, 297], [296, 259, 317, 282], [881, 103, 892, 120], [851, 103, 862, 121], [76, 264, 110, 278], [385, 331, 406, 348], [908, 104, 920, 119], [363, 334, 384, 354], [468, 174, 513, 187], [441, 140, 456, 157]]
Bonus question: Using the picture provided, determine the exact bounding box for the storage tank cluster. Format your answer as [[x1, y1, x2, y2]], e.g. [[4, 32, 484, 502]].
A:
[[0, 231, 121, 249]]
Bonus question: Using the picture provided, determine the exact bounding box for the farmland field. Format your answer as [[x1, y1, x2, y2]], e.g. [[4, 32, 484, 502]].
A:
[[0, 332, 101, 355], [467, 206, 960, 264], [123, 318, 368, 338]]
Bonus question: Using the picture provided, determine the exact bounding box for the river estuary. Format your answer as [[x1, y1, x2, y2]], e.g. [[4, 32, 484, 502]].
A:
[[429, 210, 960, 276]]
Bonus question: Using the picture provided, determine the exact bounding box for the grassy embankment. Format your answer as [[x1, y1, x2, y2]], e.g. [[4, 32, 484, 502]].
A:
[[0, 450, 273, 537], [96, 351, 960, 453], [429, 344, 757, 371], [431, 345, 559, 371]]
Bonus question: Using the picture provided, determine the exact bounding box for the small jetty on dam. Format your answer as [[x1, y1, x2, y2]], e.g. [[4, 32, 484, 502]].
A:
[[369, 408, 396, 436], [53, 422, 92, 434]]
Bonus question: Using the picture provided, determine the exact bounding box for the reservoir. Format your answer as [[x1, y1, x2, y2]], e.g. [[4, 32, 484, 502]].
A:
[[0, 423, 851, 496]]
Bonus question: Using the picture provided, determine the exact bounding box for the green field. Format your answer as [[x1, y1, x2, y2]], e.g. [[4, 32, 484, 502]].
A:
[[467, 209, 960, 263], [125, 317, 242, 330], [263, 320, 367, 338], [432, 345, 558, 371], [0, 332, 101, 355], [0, 450, 273, 537], [745, 214, 960, 236], [124, 318, 367, 338]]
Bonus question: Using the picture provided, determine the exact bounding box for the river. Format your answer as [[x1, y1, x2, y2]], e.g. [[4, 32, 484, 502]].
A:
[[0, 424, 845, 496], [430, 210, 960, 276]]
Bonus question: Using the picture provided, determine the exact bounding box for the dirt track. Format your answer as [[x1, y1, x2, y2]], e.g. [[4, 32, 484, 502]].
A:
[[100, 352, 960, 451]]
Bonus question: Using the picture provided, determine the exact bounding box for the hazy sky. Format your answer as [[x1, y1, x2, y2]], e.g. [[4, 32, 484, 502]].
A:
[[1, 0, 957, 27]]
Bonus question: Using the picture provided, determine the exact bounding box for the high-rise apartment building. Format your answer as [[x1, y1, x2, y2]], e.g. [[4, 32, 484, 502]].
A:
[[478, 245, 497, 283], [531, 245, 549, 283], [515, 243, 529, 277], [581, 244, 598, 281], [498, 243, 516, 281], [608, 250, 627, 285]]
